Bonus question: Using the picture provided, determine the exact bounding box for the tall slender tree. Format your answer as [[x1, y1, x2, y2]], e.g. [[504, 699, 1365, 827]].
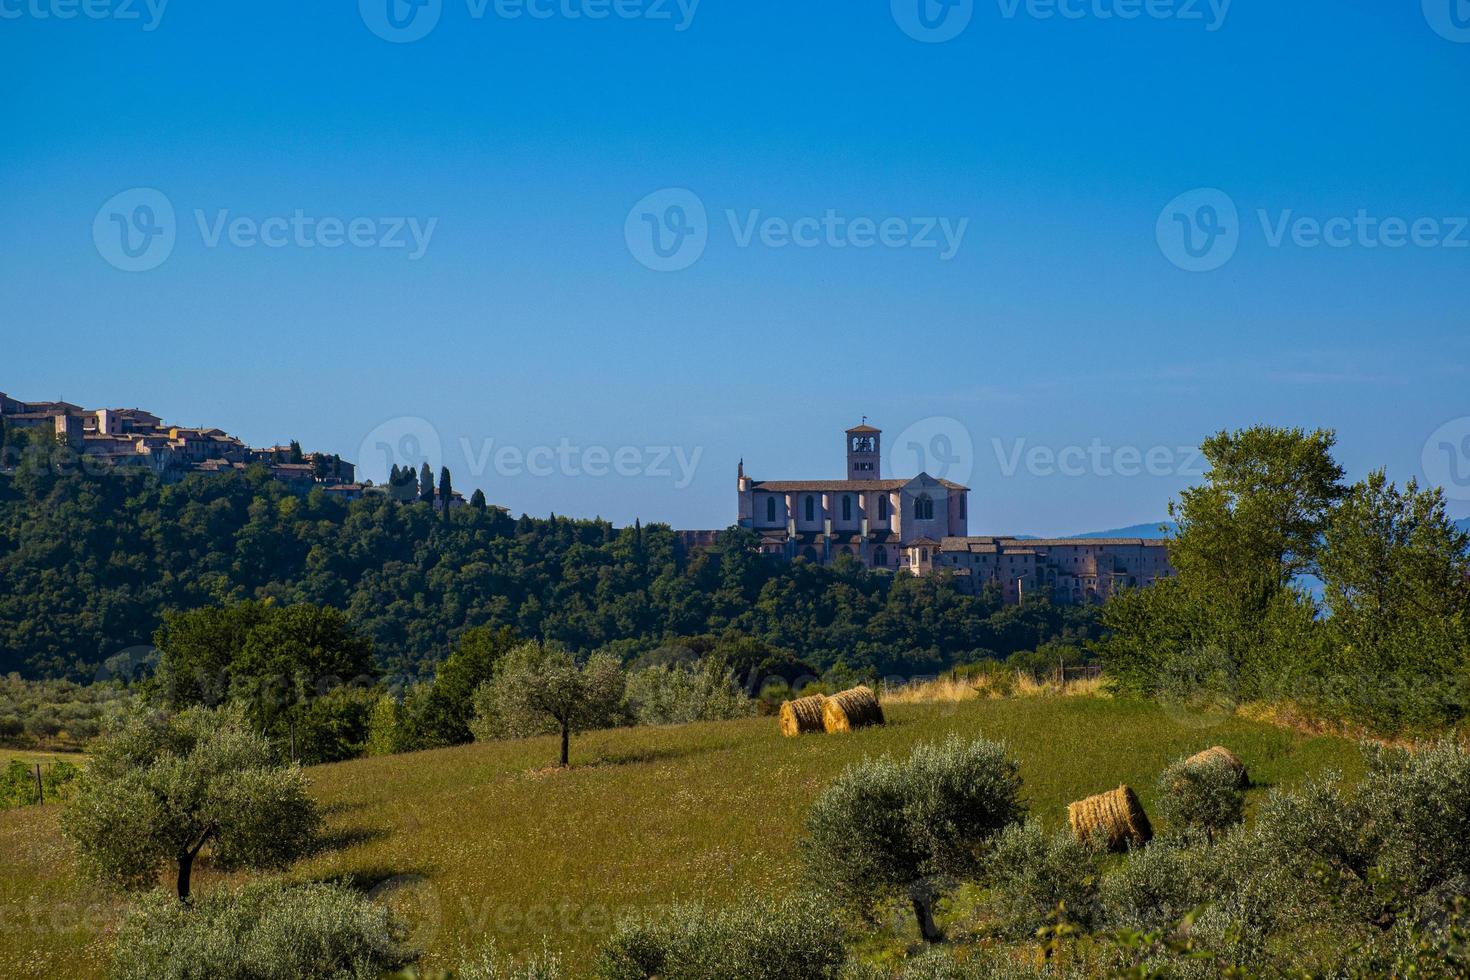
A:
[[419, 462, 435, 506], [438, 467, 453, 518]]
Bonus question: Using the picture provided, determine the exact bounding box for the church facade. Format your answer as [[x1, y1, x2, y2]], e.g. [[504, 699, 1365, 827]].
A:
[[736, 423, 969, 571], [735, 422, 1174, 604]]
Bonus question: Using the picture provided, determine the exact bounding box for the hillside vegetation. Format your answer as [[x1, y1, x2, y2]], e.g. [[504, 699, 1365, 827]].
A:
[[0, 447, 1095, 680], [0, 696, 1363, 978]]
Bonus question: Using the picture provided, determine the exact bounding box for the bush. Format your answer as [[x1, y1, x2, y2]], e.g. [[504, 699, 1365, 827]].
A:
[[982, 820, 1099, 935], [802, 735, 1023, 942], [110, 881, 414, 980], [452, 941, 564, 980], [624, 661, 756, 726], [597, 895, 846, 980], [292, 684, 379, 764], [1155, 755, 1244, 840], [1095, 838, 1212, 933], [1356, 740, 1470, 904]]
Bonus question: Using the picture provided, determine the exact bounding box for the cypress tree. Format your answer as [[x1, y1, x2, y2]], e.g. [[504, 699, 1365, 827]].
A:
[[419, 462, 434, 505]]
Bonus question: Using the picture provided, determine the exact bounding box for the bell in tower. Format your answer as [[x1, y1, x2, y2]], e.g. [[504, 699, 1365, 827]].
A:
[[846, 419, 881, 481]]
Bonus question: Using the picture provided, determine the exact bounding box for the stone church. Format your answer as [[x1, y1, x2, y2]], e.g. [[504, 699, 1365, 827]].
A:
[[736, 423, 968, 571], [734, 422, 1174, 604]]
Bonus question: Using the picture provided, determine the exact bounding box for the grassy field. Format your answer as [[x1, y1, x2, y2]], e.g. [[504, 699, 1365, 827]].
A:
[[0, 696, 1365, 978]]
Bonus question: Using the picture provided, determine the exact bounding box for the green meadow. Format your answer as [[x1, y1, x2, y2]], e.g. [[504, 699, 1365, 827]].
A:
[[0, 696, 1365, 978]]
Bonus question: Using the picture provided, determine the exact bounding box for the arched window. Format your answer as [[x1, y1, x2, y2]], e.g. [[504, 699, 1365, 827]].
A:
[[915, 494, 934, 521], [842, 495, 852, 521], [804, 496, 815, 522], [873, 545, 888, 566], [765, 497, 776, 523], [878, 496, 888, 521]]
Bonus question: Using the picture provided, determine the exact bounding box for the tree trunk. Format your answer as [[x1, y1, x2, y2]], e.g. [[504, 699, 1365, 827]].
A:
[[910, 889, 943, 943], [559, 721, 570, 768], [176, 851, 194, 902]]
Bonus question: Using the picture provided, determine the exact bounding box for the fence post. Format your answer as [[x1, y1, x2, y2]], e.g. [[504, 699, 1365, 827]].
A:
[[34, 763, 43, 806]]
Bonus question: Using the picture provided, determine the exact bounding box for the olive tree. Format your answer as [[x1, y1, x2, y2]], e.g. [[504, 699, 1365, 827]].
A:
[[62, 704, 319, 900], [802, 735, 1023, 943], [471, 641, 626, 768]]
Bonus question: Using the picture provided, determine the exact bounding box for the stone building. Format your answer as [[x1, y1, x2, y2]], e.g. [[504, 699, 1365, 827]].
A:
[[736, 423, 970, 570], [733, 421, 1174, 604]]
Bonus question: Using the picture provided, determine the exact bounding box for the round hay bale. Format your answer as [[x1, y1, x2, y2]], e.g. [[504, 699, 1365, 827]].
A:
[[1067, 784, 1153, 850], [1185, 745, 1248, 787], [779, 694, 828, 737], [821, 686, 885, 734]]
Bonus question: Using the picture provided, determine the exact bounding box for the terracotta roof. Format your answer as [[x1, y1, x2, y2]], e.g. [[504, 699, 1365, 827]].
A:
[[846, 424, 881, 433], [751, 478, 968, 492]]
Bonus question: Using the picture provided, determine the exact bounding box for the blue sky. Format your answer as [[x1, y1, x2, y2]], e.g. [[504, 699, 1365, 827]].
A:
[[3, 0, 1468, 534]]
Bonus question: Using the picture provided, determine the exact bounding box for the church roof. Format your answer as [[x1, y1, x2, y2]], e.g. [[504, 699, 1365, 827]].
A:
[[750, 477, 968, 492], [846, 424, 881, 434]]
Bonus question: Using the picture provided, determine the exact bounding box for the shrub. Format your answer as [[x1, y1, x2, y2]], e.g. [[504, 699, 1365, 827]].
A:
[[597, 895, 846, 980], [982, 820, 1100, 935], [1356, 740, 1470, 905], [109, 881, 414, 980], [292, 684, 379, 764], [1095, 839, 1212, 933], [802, 735, 1023, 943], [449, 941, 564, 980], [624, 661, 756, 726], [1155, 755, 1244, 840], [63, 704, 320, 899]]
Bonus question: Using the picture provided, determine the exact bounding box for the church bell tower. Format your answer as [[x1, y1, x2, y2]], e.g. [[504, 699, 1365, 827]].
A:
[[846, 420, 881, 481]]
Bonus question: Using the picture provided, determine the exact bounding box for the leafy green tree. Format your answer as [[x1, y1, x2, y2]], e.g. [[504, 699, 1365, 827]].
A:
[[152, 603, 375, 762], [404, 625, 518, 748], [1318, 471, 1470, 727], [469, 488, 487, 511], [1101, 427, 1343, 705], [802, 735, 1023, 942], [63, 704, 319, 900], [419, 462, 435, 505], [471, 641, 626, 767]]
